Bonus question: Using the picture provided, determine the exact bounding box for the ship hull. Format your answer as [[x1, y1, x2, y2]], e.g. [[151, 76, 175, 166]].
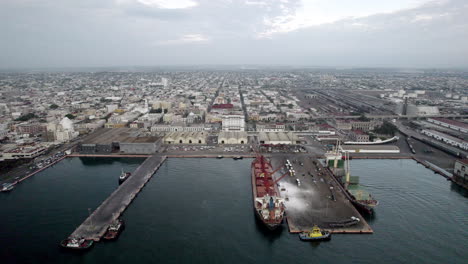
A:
[[253, 208, 282, 230], [251, 156, 284, 230], [351, 200, 378, 215], [60, 239, 94, 250]]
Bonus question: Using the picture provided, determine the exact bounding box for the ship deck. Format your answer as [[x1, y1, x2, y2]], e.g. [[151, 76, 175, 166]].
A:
[[69, 155, 167, 241], [270, 156, 373, 234]]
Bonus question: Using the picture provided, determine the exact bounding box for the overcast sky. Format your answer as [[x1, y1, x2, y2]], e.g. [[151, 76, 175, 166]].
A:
[[1, 0, 467, 69]]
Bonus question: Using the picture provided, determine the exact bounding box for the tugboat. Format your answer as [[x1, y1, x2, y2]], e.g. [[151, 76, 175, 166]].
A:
[[119, 169, 131, 184], [103, 219, 125, 240], [299, 225, 331, 241], [60, 237, 94, 250], [1, 183, 15, 192]]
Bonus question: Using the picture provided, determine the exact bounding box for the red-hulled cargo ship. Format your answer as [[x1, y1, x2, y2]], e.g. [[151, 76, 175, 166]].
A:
[[251, 155, 285, 230]]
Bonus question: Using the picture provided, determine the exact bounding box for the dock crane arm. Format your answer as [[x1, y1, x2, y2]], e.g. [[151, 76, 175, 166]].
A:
[[273, 171, 290, 186], [265, 165, 284, 177]]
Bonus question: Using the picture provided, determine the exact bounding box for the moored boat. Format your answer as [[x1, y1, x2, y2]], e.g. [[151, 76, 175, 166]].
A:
[[252, 155, 288, 230], [103, 219, 125, 240], [1, 183, 15, 192], [328, 145, 378, 214], [216, 155, 223, 159], [119, 169, 131, 184], [299, 225, 331, 241], [60, 237, 94, 250], [233, 156, 243, 160]]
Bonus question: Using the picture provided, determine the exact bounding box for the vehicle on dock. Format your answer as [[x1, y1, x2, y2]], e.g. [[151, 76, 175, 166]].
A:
[[60, 237, 94, 250], [233, 156, 243, 160], [252, 155, 289, 230], [119, 169, 131, 184], [103, 219, 125, 240], [1, 183, 15, 192], [299, 225, 331, 241]]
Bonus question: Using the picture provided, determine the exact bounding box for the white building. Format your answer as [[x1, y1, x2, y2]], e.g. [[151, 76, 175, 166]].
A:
[[222, 115, 245, 131], [258, 132, 300, 145]]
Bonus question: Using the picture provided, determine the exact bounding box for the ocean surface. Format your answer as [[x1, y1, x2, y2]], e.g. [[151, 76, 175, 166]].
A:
[[0, 157, 466, 264]]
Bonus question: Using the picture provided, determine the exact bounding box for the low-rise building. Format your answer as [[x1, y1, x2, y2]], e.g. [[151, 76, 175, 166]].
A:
[[218, 131, 248, 144], [1, 145, 47, 160], [349, 130, 370, 142], [258, 132, 300, 145], [256, 123, 285, 132], [163, 132, 207, 144], [119, 136, 162, 154]]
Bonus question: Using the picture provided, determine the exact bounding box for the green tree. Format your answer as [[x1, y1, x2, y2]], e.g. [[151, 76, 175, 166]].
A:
[[373, 121, 398, 136], [358, 114, 370, 121], [15, 113, 38, 122], [65, 114, 76, 119], [49, 104, 59, 109]]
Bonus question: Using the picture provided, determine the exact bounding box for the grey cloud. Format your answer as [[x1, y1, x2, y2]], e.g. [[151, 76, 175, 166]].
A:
[[0, 0, 467, 68]]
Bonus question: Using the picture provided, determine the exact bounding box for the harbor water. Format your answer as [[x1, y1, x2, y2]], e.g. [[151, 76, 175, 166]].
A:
[[0, 158, 466, 263]]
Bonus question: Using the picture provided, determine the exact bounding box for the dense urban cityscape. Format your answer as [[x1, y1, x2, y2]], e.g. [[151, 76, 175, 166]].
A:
[[1, 0, 468, 263], [1, 69, 467, 179]]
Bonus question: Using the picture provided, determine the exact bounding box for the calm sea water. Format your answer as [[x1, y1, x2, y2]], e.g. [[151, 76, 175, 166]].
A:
[[0, 158, 466, 264]]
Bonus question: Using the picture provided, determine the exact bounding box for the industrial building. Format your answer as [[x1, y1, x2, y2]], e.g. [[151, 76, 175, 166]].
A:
[[340, 145, 400, 154], [78, 128, 161, 154], [258, 132, 300, 145], [163, 132, 207, 144], [218, 131, 248, 144], [119, 136, 162, 154]]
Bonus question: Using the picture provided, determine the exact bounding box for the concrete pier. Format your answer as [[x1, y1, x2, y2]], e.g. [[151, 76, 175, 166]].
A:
[[269, 156, 373, 234], [69, 155, 166, 241]]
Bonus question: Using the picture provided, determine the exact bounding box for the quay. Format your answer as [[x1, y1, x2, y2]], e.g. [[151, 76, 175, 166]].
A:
[[69, 154, 167, 241], [16, 155, 68, 185], [269, 156, 373, 234]]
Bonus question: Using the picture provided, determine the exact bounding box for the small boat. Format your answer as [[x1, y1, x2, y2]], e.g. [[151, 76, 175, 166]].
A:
[[119, 169, 131, 184], [299, 225, 331, 241], [1, 183, 14, 192], [60, 237, 94, 250], [103, 219, 125, 240], [233, 156, 243, 160], [216, 155, 223, 159]]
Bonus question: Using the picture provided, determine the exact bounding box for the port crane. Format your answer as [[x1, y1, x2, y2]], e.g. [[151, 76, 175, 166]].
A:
[[264, 170, 290, 195]]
